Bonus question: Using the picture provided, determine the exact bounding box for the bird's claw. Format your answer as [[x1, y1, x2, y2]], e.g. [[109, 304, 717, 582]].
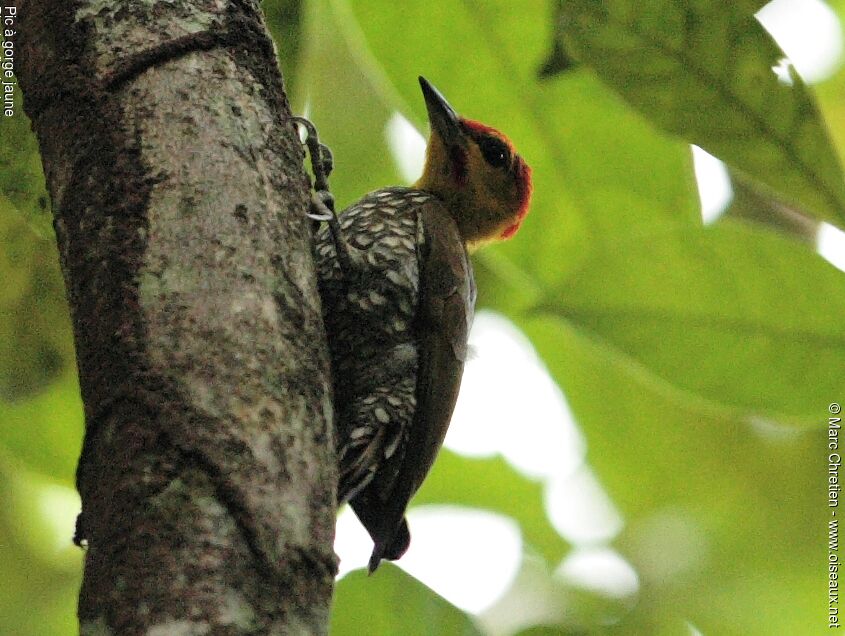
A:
[[294, 116, 359, 278], [293, 116, 334, 194], [306, 192, 336, 222]]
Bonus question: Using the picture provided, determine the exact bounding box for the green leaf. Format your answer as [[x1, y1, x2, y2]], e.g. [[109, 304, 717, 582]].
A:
[[537, 222, 845, 425], [0, 201, 75, 402], [722, 171, 817, 244], [415, 452, 568, 564], [0, 370, 83, 485], [514, 626, 570, 636], [264, 0, 305, 98], [524, 316, 735, 515], [557, 0, 845, 227], [295, 0, 405, 209], [331, 564, 482, 636], [0, 93, 52, 239]]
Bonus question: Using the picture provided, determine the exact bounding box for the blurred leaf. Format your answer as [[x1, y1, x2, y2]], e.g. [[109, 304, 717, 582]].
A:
[[542, 0, 772, 82], [0, 459, 81, 569], [722, 171, 817, 244], [331, 564, 482, 635], [815, 1, 845, 162], [0, 200, 75, 401], [525, 316, 738, 516], [556, 0, 845, 227], [524, 315, 820, 634], [295, 0, 404, 209], [483, 553, 636, 635], [416, 451, 568, 564], [480, 556, 570, 635], [0, 369, 83, 485], [537, 40, 578, 79], [514, 627, 567, 636], [0, 92, 52, 239], [263, 0, 304, 97], [538, 223, 845, 425], [538, 1, 580, 79], [0, 468, 80, 635]]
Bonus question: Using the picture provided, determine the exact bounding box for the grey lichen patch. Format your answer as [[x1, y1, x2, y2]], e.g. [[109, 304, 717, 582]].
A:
[[278, 615, 318, 636], [80, 616, 114, 636], [178, 194, 197, 218], [229, 289, 263, 318], [260, 295, 280, 329], [321, 391, 334, 437], [153, 476, 223, 521], [137, 271, 164, 309], [145, 263, 201, 298], [244, 426, 282, 477], [273, 499, 312, 557], [184, 376, 218, 417], [155, 475, 187, 500], [218, 588, 259, 630], [192, 492, 227, 518], [147, 619, 211, 636]]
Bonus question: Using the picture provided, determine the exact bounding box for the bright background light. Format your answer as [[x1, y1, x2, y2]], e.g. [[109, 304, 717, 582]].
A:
[[691, 146, 733, 224], [757, 0, 843, 84], [385, 112, 426, 183], [556, 546, 639, 599], [447, 312, 584, 481], [818, 223, 845, 272], [397, 506, 522, 614]]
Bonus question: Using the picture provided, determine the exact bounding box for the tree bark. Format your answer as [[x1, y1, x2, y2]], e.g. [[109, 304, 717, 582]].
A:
[[17, 0, 337, 633]]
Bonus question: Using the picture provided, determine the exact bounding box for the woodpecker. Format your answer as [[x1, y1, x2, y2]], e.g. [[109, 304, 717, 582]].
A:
[[313, 77, 532, 573]]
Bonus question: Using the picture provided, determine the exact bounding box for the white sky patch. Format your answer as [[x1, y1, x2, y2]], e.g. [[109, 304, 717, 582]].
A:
[[687, 622, 705, 636], [556, 546, 640, 599], [35, 482, 81, 555], [447, 311, 585, 481], [334, 506, 375, 578], [747, 415, 803, 442], [628, 509, 708, 585], [691, 145, 733, 224], [295, 98, 312, 142], [818, 222, 845, 273], [398, 506, 522, 614], [757, 0, 844, 84], [545, 465, 623, 545], [770, 57, 796, 86], [335, 506, 522, 614], [385, 112, 427, 184]]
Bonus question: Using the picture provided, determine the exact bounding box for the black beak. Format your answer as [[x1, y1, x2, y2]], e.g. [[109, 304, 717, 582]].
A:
[[419, 76, 463, 148]]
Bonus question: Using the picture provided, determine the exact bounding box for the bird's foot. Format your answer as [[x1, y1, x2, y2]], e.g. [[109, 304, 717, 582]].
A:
[[293, 116, 360, 277]]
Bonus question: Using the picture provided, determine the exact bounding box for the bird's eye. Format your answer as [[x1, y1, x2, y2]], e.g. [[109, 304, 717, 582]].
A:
[[478, 136, 510, 168]]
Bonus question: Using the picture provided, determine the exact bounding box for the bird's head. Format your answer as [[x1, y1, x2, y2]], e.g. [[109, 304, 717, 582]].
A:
[[415, 77, 533, 251]]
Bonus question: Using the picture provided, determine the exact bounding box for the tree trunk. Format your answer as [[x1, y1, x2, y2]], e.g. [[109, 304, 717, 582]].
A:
[[17, 0, 337, 633]]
